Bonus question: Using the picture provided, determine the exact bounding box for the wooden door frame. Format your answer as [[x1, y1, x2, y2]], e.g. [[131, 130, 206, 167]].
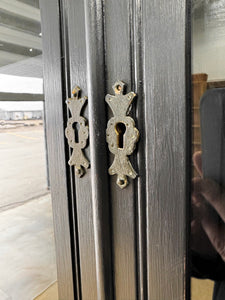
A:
[[40, 1, 75, 299], [143, 0, 191, 298], [40, 0, 192, 299]]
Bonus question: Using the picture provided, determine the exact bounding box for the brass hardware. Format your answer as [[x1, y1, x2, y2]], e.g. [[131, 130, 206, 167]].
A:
[[105, 81, 139, 189], [65, 86, 89, 177]]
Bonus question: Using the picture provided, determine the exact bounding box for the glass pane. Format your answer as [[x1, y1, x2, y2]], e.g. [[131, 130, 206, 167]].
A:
[[0, 1, 58, 299], [192, 1, 225, 299]]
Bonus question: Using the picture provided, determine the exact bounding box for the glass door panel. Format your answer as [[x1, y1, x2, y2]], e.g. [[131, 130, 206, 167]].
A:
[[192, 2, 225, 299], [0, 1, 58, 299]]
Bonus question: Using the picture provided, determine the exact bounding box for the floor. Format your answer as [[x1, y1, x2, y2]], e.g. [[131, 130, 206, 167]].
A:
[[192, 278, 214, 300], [0, 194, 57, 300], [37, 280, 213, 300], [34, 278, 214, 300], [0, 124, 57, 299], [0, 125, 47, 208], [35, 282, 58, 300]]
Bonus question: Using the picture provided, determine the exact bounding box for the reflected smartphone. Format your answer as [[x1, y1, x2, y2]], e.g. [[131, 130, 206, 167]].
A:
[[200, 88, 225, 186]]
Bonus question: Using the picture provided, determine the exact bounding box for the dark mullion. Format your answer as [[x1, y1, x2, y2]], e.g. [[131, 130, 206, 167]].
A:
[[133, 0, 148, 298], [84, 0, 114, 298], [59, 0, 82, 299], [185, 0, 192, 299], [39, 0, 74, 299]]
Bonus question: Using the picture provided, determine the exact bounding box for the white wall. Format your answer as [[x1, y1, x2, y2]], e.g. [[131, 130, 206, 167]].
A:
[[192, 1, 225, 80]]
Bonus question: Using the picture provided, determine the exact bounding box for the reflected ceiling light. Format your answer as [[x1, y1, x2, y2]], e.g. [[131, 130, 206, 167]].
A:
[[39, 32, 42, 37], [29, 48, 33, 52]]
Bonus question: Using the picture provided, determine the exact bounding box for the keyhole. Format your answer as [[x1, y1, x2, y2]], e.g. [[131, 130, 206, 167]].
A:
[[72, 122, 80, 143], [115, 122, 126, 149]]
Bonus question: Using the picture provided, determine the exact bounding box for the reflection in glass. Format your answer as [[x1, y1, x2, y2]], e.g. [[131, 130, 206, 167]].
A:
[[192, 1, 225, 299]]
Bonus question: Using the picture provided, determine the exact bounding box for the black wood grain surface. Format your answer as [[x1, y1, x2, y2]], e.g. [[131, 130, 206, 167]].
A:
[[143, 0, 190, 299], [40, 1, 74, 299], [63, 0, 98, 298], [40, 0, 191, 299], [104, 0, 137, 299], [84, 0, 114, 299]]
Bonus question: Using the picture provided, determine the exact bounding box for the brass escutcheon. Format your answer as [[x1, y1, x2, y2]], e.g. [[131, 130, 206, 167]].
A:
[[65, 86, 89, 177], [105, 81, 139, 189]]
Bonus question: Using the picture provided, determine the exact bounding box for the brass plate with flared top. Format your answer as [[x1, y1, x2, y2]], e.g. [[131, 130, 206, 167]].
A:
[[105, 81, 139, 189], [65, 86, 89, 177]]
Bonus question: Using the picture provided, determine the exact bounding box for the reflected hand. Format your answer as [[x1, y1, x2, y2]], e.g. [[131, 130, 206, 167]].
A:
[[192, 151, 225, 262]]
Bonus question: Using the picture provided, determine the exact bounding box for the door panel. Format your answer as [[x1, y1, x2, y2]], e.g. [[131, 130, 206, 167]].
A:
[[104, 1, 137, 298], [84, 0, 114, 298], [191, 2, 225, 299], [40, 1, 74, 299], [64, 1, 98, 299], [143, 0, 190, 299], [40, 0, 191, 299]]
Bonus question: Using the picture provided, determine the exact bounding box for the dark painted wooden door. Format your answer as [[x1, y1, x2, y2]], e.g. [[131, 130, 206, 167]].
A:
[[40, 0, 191, 299]]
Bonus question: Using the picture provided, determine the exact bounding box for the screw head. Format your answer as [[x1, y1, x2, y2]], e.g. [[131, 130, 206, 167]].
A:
[[116, 176, 128, 189], [75, 166, 84, 178]]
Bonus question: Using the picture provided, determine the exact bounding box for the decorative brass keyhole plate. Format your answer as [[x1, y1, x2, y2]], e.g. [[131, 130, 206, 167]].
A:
[[105, 81, 139, 189], [65, 86, 89, 177]]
